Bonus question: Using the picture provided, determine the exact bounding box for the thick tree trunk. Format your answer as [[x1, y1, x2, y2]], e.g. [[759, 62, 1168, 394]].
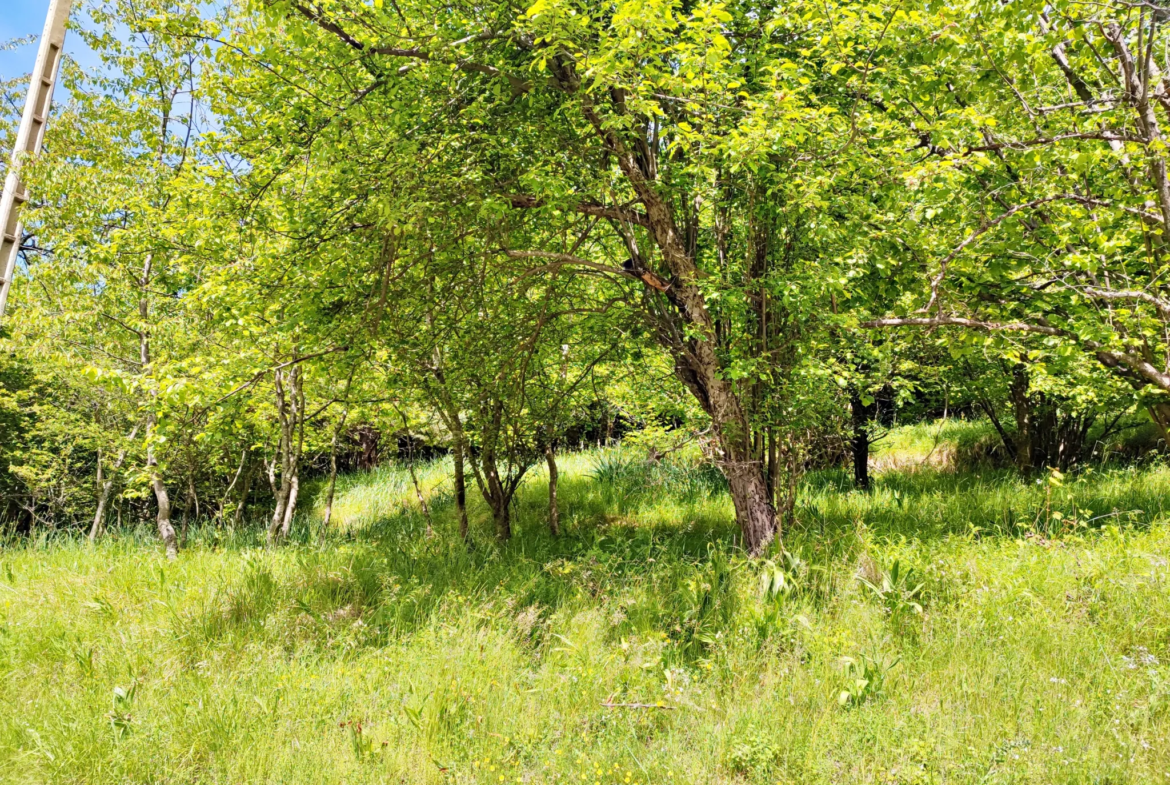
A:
[[491, 500, 511, 541], [723, 458, 775, 554], [484, 460, 512, 541], [1010, 364, 1034, 474], [546, 445, 559, 536], [698, 372, 778, 554], [579, 98, 779, 554], [850, 389, 872, 491]]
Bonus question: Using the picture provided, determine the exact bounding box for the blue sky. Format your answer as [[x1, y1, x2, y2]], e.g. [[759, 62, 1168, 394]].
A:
[[1, 1, 102, 83]]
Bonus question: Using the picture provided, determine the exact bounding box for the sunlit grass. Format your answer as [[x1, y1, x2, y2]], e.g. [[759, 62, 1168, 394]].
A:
[[2, 425, 1170, 782]]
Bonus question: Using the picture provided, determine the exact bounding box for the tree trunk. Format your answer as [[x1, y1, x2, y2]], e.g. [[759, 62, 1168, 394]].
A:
[[850, 388, 872, 491], [269, 361, 305, 544], [233, 459, 254, 529], [268, 473, 290, 545], [218, 448, 248, 525], [453, 437, 468, 541], [723, 457, 775, 554], [491, 498, 511, 541], [1149, 403, 1170, 448], [138, 254, 175, 558], [1010, 364, 1034, 474], [90, 448, 109, 543], [580, 98, 778, 554], [484, 460, 512, 541], [181, 472, 198, 546], [280, 472, 299, 538], [699, 375, 777, 554], [322, 432, 341, 531], [148, 440, 178, 560], [546, 444, 559, 536]]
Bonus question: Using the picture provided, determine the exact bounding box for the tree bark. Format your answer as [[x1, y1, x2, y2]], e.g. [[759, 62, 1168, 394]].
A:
[[268, 361, 303, 545], [850, 389, 872, 491], [723, 457, 775, 554], [138, 252, 175, 559], [546, 444, 559, 536], [218, 448, 248, 525], [1010, 364, 1034, 474], [149, 437, 178, 560], [181, 472, 197, 547], [453, 436, 468, 541], [90, 448, 108, 543], [322, 428, 342, 531], [580, 99, 778, 554], [483, 458, 512, 541], [233, 458, 254, 529]]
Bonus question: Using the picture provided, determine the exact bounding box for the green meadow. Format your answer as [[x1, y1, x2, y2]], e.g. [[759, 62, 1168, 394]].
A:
[[3, 426, 1170, 784]]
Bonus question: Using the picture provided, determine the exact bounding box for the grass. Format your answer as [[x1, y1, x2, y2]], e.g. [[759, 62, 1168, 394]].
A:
[[3, 426, 1170, 783]]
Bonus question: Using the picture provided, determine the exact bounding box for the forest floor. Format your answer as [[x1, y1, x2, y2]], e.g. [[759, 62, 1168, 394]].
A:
[[3, 420, 1170, 783]]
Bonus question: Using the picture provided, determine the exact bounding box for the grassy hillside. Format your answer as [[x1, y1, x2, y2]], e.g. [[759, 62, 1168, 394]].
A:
[[3, 427, 1170, 783]]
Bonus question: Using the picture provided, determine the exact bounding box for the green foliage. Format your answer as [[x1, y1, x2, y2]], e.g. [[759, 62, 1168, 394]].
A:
[[858, 559, 925, 618], [837, 652, 900, 708]]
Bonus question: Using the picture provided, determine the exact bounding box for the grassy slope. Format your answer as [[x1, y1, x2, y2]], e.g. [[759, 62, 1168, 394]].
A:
[[2, 430, 1170, 783]]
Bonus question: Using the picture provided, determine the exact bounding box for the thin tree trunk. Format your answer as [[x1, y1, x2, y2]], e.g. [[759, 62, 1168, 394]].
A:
[[1149, 403, 1170, 447], [453, 436, 468, 541], [268, 365, 293, 545], [90, 448, 106, 543], [280, 364, 304, 539], [233, 459, 254, 529], [766, 429, 779, 508], [139, 253, 175, 559], [149, 441, 178, 560], [218, 448, 248, 524], [181, 472, 198, 546], [281, 473, 299, 538], [322, 425, 343, 531], [546, 444, 559, 536]]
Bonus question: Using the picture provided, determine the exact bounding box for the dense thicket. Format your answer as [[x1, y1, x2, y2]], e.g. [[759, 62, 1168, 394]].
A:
[[1, 0, 1167, 554]]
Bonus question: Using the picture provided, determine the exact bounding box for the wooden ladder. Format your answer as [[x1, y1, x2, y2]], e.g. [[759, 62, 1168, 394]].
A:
[[0, 0, 74, 320]]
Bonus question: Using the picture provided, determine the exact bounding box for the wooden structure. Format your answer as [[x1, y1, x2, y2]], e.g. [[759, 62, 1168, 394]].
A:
[[0, 0, 73, 320]]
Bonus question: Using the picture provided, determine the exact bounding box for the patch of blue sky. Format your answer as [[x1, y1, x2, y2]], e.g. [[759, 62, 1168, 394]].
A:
[[1, 0, 105, 83]]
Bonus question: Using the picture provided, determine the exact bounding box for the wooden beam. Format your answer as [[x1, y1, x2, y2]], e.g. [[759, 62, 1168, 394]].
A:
[[0, 0, 74, 320]]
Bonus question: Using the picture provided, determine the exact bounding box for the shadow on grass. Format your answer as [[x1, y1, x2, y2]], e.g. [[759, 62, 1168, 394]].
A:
[[21, 450, 1170, 663]]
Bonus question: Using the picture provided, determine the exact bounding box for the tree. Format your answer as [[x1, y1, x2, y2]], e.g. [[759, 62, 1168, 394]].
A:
[[860, 0, 1170, 443], [206, 0, 918, 552]]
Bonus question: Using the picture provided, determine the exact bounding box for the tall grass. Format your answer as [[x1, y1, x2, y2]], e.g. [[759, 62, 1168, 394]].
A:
[[2, 428, 1170, 782]]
